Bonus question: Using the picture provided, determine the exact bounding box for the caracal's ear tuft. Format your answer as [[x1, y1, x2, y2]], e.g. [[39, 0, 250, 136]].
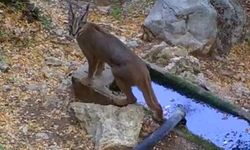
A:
[[80, 3, 90, 22], [67, 0, 74, 21], [86, 3, 90, 12]]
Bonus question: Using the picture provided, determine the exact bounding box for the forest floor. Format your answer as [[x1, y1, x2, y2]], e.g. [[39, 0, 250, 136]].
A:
[[0, 0, 249, 149]]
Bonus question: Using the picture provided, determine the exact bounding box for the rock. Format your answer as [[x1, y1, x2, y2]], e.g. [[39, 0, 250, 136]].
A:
[[195, 73, 209, 89], [164, 56, 201, 84], [144, 43, 205, 85], [126, 39, 139, 48], [150, 42, 169, 52], [69, 102, 145, 150], [97, 6, 111, 14], [72, 63, 126, 105], [57, 76, 72, 91], [144, 44, 188, 67], [36, 132, 49, 140], [25, 84, 46, 92], [65, 61, 81, 71], [231, 82, 250, 97], [0, 61, 10, 72], [54, 28, 65, 36], [45, 57, 63, 66], [144, 0, 217, 54], [20, 124, 28, 135], [2, 85, 11, 92], [144, 0, 246, 56], [210, 0, 246, 56]]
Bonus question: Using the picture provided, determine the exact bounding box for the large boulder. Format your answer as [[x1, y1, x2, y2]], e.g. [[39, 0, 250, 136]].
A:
[[69, 102, 145, 150], [210, 0, 246, 56], [144, 0, 246, 56], [144, 0, 217, 54]]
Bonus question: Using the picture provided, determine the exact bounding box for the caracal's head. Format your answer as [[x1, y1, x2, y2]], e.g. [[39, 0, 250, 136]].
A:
[[67, 1, 89, 38]]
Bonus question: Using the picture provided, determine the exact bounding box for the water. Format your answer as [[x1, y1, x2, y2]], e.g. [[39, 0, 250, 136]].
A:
[[132, 82, 250, 150]]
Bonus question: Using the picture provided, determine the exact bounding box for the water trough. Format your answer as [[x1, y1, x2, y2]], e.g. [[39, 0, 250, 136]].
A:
[[141, 61, 250, 150]]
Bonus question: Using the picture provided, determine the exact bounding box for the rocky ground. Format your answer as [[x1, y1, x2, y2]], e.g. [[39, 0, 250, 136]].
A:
[[0, 0, 249, 149]]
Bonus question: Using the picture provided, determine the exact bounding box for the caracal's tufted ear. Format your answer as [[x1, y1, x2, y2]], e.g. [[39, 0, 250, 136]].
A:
[[80, 3, 90, 23], [67, 0, 74, 22]]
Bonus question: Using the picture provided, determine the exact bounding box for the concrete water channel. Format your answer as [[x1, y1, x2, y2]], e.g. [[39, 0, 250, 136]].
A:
[[133, 82, 250, 149]]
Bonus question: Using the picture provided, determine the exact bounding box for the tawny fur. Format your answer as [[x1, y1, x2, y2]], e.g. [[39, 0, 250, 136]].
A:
[[76, 23, 163, 122]]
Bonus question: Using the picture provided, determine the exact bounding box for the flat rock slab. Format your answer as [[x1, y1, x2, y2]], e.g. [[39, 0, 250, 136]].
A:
[[69, 102, 145, 150], [71, 63, 125, 105], [71, 63, 145, 149]]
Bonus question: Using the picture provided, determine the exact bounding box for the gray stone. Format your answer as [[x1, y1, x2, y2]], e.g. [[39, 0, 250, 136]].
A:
[[69, 102, 145, 150], [97, 6, 111, 14], [36, 132, 49, 140], [144, 0, 217, 54], [144, 44, 188, 66], [20, 124, 28, 135], [0, 61, 10, 72], [2, 85, 11, 92], [151, 42, 169, 52], [57, 76, 72, 91], [126, 40, 139, 48], [45, 57, 63, 66], [25, 84, 46, 92], [54, 28, 65, 36], [144, 0, 246, 56], [144, 44, 206, 86], [71, 63, 127, 105], [164, 55, 201, 84]]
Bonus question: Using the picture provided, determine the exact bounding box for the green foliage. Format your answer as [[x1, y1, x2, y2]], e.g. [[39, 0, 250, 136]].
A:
[[38, 14, 53, 31], [110, 0, 123, 20], [0, 29, 6, 39], [0, 53, 5, 62], [0, 0, 27, 11], [177, 127, 220, 150], [0, 144, 4, 150], [111, 5, 122, 20]]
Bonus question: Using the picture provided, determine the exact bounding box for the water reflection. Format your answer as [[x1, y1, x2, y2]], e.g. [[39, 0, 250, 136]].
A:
[[132, 82, 250, 149]]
